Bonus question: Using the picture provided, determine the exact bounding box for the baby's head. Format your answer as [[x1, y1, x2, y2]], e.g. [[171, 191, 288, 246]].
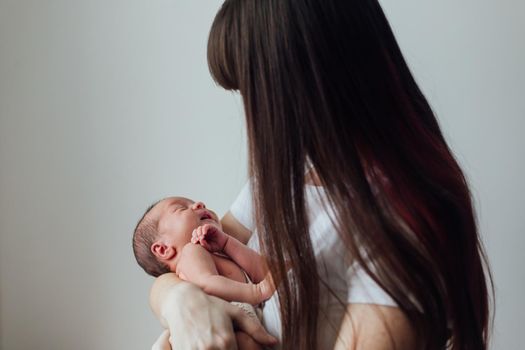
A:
[[132, 196, 221, 277]]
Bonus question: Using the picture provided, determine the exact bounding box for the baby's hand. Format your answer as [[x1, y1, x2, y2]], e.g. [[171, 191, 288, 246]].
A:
[[255, 272, 276, 303], [191, 224, 229, 253]]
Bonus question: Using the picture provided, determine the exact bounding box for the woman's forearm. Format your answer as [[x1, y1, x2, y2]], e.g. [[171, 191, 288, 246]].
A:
[[149, 273, 187, 327], [149, 271, 278, 348]]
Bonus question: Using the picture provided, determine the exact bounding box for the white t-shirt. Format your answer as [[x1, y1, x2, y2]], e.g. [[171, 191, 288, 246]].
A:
[[229, 179, 398, 349]]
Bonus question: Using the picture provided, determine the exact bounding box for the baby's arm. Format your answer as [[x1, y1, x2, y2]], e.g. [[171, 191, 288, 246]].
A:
[[192, 224, 268, 283], [223, 236, 267, 283], [176, 243, 272, 305]]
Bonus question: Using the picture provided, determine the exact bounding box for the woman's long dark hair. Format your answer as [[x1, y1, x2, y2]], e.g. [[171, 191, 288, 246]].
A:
[[207, 1, 494, 349]]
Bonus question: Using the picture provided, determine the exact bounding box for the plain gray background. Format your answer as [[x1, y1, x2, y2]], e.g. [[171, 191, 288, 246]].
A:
[[0, 1, 523, 349]]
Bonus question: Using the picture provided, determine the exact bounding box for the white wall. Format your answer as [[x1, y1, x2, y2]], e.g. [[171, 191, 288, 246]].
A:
[[0, 1, 247, 349], [0, 1, 522, 349]]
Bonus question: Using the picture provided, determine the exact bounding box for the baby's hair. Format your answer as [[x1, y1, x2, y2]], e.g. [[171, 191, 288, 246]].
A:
[[132, 199, 171, 277]]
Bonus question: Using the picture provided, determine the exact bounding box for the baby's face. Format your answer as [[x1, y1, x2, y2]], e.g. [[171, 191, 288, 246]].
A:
[[154, 197, 221, 248]]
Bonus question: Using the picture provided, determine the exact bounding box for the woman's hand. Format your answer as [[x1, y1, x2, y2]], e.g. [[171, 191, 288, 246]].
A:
[[150, 273, 278, 350]]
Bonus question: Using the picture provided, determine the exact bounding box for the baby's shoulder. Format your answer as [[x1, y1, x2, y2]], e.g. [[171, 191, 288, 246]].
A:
[[175, 243, 216, 277], [179, 242, 210, 260], [177, 243, 246, 283]]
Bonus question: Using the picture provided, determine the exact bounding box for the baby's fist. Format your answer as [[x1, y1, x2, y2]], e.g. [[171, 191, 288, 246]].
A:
[[191, 224, 229, 253]]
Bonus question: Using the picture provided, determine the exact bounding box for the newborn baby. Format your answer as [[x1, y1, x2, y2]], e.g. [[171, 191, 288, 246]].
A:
[[133, 196, 275, 349]]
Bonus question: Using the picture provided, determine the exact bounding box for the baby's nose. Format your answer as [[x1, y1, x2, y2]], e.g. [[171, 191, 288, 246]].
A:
[[192, 201, 206, 210]]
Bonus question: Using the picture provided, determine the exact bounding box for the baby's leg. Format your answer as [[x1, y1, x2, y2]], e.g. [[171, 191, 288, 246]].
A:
[[235, 331, 263, 350]]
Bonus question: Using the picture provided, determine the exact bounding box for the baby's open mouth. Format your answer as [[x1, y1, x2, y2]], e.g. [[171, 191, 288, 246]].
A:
[[200, 212, 213, 221]]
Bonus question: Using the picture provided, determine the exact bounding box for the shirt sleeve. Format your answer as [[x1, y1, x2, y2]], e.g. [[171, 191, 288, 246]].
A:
[[229, 179, 256, 232], [346, 261, 398, 307]]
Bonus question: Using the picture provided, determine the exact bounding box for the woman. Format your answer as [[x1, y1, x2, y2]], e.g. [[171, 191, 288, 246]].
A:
[[151, 0, 494, 349]]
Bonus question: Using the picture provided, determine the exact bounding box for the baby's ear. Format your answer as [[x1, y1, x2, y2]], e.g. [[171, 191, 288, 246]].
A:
[[151, 241, 177, 262]]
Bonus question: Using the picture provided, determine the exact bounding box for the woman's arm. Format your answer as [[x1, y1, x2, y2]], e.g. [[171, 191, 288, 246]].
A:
[[333, 304, 418, 350], [221, 211, 252, 245], [149, 273, 277, 349]]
